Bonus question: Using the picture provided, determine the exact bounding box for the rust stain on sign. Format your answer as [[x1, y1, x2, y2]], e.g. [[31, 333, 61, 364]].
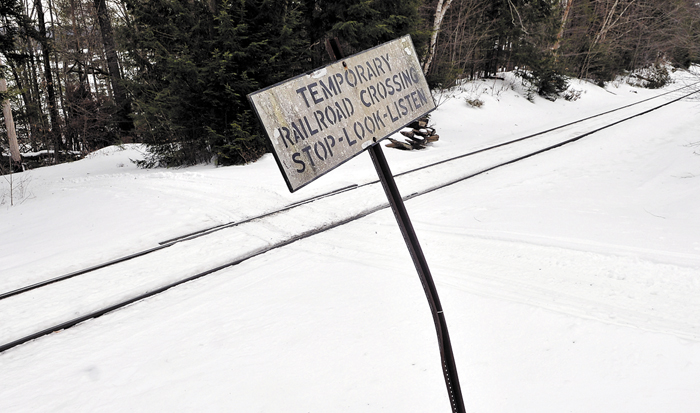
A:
[[248, 35, 435, 192]]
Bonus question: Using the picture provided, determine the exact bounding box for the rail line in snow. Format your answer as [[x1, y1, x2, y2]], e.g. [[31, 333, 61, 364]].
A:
[[1, 83, 698, 354], [2, 81, 697, 303]]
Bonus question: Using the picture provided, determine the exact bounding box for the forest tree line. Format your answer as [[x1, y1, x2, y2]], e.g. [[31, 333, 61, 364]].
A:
[[1, 0, 699, 171]]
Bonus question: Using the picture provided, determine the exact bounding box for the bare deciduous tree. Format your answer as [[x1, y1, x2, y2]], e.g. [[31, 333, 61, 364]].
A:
[[423, 0, 455, 74]]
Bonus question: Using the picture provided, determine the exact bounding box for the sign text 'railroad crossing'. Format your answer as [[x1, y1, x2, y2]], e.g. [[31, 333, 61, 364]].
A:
[[248, 35, 435, 192]]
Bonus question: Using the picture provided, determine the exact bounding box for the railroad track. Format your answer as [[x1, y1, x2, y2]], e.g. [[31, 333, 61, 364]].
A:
[[1, 83, 698, 353]]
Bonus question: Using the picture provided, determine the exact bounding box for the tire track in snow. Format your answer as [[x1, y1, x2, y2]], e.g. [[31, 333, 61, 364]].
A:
[[421, 231, 700, 341]]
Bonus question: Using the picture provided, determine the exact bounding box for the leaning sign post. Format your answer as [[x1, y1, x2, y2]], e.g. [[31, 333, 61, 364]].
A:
[[248, 35, 465, 413]]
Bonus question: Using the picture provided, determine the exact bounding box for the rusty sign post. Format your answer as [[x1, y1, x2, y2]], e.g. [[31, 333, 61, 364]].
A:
[[248, 35, 465, 413]]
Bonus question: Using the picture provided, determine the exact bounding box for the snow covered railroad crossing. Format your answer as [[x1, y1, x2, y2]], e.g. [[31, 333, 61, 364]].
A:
[[1, 69, 700, 412]]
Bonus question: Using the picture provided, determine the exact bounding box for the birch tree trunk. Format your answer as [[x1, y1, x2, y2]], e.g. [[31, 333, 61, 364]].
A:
[[423, 0, 454, 75], [553, 0, 574, 51]]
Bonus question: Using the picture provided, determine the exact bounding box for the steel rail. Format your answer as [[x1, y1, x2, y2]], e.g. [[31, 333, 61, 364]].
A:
[[396, 80, 700, 177], [406, 88, 700, 199], [0, 204, 386, 354], [1, 81, 698, 302], [1, 86, 698, 354], [0, 184, 359, 301]]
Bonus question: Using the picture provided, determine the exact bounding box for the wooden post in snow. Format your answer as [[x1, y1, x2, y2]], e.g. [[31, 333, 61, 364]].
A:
[[1, 55, 21, 169]]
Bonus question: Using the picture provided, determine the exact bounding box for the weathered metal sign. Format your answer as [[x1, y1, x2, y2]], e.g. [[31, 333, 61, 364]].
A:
[[248, 35, 435, 192]]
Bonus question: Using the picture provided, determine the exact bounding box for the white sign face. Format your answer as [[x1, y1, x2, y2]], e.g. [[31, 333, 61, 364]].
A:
[[248, 35, 435, 192]]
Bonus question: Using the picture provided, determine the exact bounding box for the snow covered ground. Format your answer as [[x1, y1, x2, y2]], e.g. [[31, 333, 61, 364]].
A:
[[1, 68, 699, 412]]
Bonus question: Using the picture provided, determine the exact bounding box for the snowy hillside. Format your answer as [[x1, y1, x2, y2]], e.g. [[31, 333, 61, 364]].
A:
[[1, 68, 699, 412]]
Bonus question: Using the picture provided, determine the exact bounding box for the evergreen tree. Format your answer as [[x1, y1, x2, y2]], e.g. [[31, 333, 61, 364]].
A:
[[123, 0, 307, 167], [306, 0, 427, 65], [124, 0, 425, 167], [323, 0, 424, 49], [508, 0, 567, 100]]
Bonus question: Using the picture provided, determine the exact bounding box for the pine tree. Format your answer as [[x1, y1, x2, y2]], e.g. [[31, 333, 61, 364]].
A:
[[123, 0, 307, 167], [306, 0, 427, 65]]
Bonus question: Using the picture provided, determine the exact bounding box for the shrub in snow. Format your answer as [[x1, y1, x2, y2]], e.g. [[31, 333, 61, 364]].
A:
[[627, 64, 672, 89], [563, 88, 583, 102], [515, 54, 568, 102], [465, 97, 484, 108]]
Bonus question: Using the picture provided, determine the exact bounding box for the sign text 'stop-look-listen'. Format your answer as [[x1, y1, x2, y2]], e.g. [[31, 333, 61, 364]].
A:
[[248, 35, 435, 192]]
